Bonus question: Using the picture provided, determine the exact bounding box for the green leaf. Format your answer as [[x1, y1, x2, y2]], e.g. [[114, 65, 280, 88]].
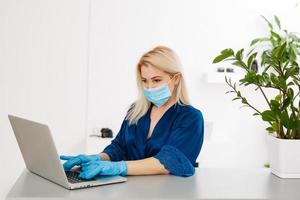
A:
[[287, 88, 294, 99], [289, 32, 300, 44], [241, 71, 257, 85], [274, 15, 281, 29], [241, 98, 248, 104], [250, 38, 261, 46], [264, 163, 270, 168], [293, 79, 300, 86], [289, 46, 297, 62], [250, 38, 270, 46], [282, 98, 291, 110], [236, 49, 244, 61], [261, 72, 271, 85], [213, 55, 230, 64], [280, 111, 291, 129], [261, 15, 273, 30], [225, 90, 235, 94], [270, 73, 279, 85], [278, 76, 287, 90], [292, 120, 300, 130], [261, 110, 277, 121], [266, 127, 276, 133], [272, 122, 279, 131], [285, 66, 299, 77], [221, 48, 234, 55], [273, 41, 286, 58], [213, 49, 234, 63], [274, 94, 282, 102], [271, 31, 282, 43], [270, 100, 280, 107], [287, 82, 295, 86], [247, 52, 258, 69], [232, 60, 248, 70]]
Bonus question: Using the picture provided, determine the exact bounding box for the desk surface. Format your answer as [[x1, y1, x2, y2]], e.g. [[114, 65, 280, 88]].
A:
[[6, 168, 300, 200]]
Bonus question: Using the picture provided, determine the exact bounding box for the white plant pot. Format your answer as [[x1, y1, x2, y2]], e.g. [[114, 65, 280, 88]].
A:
[[267, 134, 300, 178]]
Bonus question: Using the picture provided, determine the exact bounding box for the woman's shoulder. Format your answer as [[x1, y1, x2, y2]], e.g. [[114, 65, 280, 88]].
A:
[[171, 103, 204, 129], [176, 103, 203, 119]]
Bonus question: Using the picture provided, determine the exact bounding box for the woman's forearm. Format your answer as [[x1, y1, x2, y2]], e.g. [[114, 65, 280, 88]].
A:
[[125, 157, 169, 175], [99, 153, 169, 175]]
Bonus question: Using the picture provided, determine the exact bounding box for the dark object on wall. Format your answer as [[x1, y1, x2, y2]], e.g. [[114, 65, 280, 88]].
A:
[[101, 128, 113, 138], [226, 68, 234, 73], [251, 60, 258, 72], [217, 67, 225, 72]]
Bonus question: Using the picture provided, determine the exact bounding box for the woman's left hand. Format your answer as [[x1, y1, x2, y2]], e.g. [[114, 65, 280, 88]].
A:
[[79, 160, 127, 179]]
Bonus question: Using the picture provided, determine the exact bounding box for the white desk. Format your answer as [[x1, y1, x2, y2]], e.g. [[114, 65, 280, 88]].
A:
[[6, 168, 300, 200]]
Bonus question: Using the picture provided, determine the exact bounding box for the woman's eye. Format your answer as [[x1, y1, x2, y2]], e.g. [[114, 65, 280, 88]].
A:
[[154, 79, 161, 83], [141, 80, 146, 83]]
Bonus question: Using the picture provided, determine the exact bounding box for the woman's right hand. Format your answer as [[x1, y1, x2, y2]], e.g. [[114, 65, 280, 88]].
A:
[[60, 154, 103, 171]]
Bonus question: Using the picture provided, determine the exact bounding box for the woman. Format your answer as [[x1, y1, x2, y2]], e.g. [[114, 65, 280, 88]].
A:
[[60, 46, 204, 178]]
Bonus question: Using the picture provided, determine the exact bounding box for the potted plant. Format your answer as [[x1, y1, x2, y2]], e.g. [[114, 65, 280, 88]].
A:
[[213, 15, 300, 178]]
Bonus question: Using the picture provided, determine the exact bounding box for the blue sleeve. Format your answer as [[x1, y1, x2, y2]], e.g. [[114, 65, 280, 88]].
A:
[[154, 109, 204, 177], [102, 119, 128, 161]]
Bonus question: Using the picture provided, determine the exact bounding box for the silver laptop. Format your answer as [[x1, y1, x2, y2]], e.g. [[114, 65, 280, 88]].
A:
[[8, 114, 127, 190]]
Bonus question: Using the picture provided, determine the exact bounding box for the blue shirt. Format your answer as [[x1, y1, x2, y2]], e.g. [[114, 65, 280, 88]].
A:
[[103, 102, 204, 176]]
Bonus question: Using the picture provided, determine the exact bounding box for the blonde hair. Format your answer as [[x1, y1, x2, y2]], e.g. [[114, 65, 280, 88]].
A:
[[126, 46, 190, 125]]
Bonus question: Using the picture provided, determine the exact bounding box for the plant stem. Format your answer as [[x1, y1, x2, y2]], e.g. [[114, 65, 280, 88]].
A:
[[258, 86, 271, 107], [278, 122, 285, 139], [292, 91, 300, 103], [277, 61, 285, 77], [225, 79, 274, 126]]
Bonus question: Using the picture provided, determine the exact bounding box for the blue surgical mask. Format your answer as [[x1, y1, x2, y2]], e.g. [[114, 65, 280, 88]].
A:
[[143, 81, 172, 107]]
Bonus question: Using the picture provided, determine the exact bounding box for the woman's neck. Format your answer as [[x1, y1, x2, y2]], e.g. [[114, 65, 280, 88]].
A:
[[153, 95, 177, 112]]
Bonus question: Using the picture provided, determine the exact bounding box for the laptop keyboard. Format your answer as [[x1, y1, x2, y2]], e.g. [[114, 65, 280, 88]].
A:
[[65, 171, 95, 183]]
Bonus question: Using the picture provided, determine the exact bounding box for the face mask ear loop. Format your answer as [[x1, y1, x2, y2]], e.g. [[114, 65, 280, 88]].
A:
[[168, 73, 181, 97], [168, 73, 179, 86]]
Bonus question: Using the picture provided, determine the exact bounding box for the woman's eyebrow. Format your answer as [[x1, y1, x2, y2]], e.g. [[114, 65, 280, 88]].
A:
[[141, 76, 162, 80]]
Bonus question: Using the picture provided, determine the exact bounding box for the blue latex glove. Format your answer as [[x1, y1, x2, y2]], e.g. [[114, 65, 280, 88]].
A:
[[60, 154, 103, 171], [79, 160, 127, 179]]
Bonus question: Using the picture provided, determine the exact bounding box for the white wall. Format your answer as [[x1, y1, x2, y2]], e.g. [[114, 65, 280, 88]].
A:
[[1, 0, 300, 198], [86, 0, 300, 168], [0, 0, 89, 198]]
